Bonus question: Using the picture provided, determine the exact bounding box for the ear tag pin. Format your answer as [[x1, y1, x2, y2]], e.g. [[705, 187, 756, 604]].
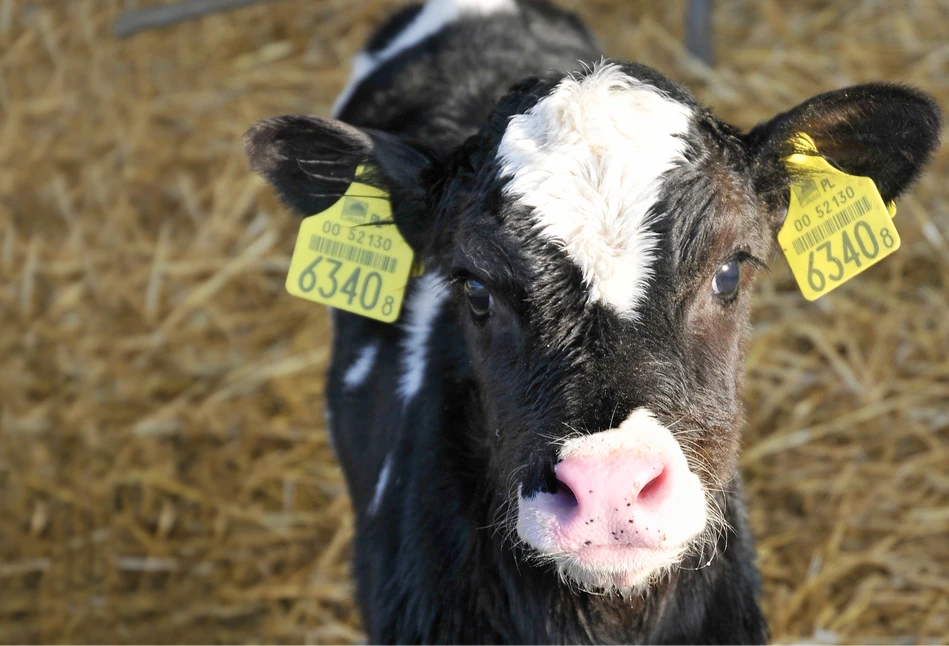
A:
[[779, 133, 901, 301], [285, 165, 417, 322]]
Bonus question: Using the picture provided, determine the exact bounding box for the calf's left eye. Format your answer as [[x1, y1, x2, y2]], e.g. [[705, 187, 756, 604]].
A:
[[465, 278, 493, 317], [712, 258, 741, 300]]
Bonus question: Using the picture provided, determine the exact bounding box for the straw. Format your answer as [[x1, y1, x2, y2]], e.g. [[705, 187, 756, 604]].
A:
[[1, 0, 946, 643]]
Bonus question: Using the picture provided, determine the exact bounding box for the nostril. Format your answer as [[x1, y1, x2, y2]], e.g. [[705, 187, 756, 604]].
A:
[[554, 478, 578, 508], [637, 465, 668, 503], [541, 462, 578, 508]]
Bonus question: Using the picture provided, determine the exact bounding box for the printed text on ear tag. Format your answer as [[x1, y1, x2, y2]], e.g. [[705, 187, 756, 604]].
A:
[[285, 166, 416, 322], [779, 134, 900, 301]]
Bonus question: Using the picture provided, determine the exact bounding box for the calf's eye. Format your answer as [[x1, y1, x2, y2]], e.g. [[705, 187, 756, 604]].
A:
[[712, 258, 741, 301], [465, 278, 492, 317]]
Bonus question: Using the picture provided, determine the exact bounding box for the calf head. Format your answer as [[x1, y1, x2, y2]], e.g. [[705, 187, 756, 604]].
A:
[[246, 61, 940, 593]]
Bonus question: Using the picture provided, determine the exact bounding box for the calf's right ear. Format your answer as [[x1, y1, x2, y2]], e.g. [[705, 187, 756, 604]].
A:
[[244, 115, 437, 251]]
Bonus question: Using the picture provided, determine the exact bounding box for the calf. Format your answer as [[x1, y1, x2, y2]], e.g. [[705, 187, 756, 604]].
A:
[[245, 0, 941, 642]]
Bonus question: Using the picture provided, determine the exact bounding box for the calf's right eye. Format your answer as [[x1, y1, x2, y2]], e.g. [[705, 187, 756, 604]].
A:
[[464, 278, 492, 317]]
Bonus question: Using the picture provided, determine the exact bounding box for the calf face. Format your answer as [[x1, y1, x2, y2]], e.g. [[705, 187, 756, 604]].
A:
[[246, 61, 940, 593]]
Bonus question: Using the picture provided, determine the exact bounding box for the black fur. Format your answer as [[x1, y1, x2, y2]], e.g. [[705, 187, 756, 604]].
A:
[[245, 1, 942, 643]]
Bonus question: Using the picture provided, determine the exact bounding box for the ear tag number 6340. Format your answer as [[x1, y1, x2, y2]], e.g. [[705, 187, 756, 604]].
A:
[[779, 133, 900, 301], [284, 167, 416, 323]]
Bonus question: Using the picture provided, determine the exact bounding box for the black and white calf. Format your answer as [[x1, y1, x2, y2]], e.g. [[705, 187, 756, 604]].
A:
[[245, 0, 941, 642]]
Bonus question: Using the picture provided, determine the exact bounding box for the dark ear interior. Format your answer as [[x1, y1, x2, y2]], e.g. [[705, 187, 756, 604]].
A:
[[243, 115, 436, 249], [745, 83, 942, 213]]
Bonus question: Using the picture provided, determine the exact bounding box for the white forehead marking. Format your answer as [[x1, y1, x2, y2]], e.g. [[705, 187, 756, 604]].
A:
[[332, 0, 518, 117], [497, 62, 693, 319], [343, 341, 380, 391], [398, 272, 447, 401]]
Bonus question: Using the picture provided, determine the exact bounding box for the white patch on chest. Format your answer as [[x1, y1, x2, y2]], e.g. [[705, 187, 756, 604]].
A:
[[398, 273, 447, 401], [343, 341, 380, 390], [497, 62, 693, 319], [332, 0, 518, 117], [367, 453, 394, 516]]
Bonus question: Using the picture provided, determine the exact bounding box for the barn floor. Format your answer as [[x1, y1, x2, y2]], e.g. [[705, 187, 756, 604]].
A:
[[1, 0, 947, 643]]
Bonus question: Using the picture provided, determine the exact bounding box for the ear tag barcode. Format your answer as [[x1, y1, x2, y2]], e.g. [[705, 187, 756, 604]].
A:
[[778, 133, 900, 301], [285, 165, 416, 322]]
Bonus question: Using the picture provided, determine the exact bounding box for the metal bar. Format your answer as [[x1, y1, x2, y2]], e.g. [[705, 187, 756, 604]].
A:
[[685, 0, 715, 66], [113, 0, 282, 38]]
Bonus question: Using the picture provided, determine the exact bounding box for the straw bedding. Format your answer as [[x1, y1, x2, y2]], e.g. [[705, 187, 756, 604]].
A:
[[0, 0, 946, 643]]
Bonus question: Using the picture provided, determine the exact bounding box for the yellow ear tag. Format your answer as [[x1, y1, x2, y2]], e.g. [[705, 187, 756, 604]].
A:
[[285, 165, 416, 322], [778, 133, 900, 301]]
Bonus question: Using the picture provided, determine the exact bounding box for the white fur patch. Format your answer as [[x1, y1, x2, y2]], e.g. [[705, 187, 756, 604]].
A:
[[367, 453, 394, 516], [497, 62, 693, 319], [332, 0, 518, 117], [559, 408, 676, 460], [398, 273, 447, 401], [332, 53, 375, 117], [343, 341, 380, 390]]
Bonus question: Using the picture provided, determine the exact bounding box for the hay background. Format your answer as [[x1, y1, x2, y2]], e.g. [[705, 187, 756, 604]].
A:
[[1, 0, 947, 643]]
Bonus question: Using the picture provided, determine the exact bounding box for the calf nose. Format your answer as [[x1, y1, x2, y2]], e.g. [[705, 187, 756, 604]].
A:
[[554, 453, 671, 515], [516, 410, 708, 570], [535, 438, 704, 551]]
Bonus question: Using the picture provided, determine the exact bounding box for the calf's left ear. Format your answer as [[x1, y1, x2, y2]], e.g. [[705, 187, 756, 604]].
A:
[[744, 83, 942, 218], [244, 115, 437, 250]]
